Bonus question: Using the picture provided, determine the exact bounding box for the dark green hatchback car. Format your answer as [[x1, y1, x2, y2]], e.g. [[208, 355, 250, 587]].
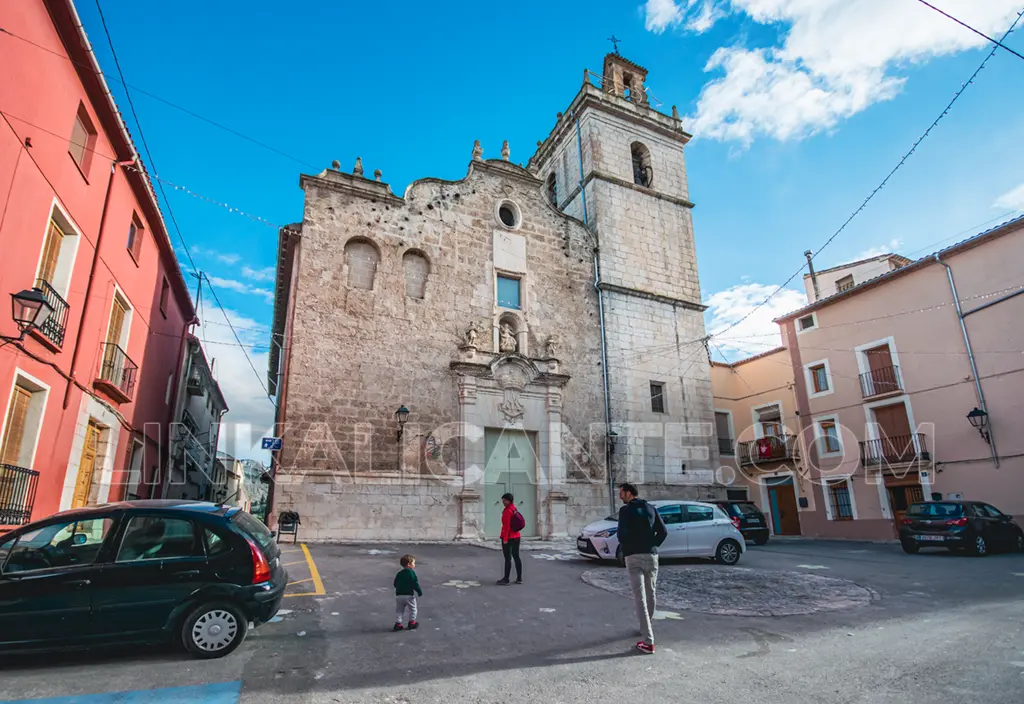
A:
[[0, 500, 286, 658]]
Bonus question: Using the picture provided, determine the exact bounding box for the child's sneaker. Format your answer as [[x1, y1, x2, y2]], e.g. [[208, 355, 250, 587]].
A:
[[635, 641, 655, 655], [393, 623, 404, 632], [407, 621, 418, 630]]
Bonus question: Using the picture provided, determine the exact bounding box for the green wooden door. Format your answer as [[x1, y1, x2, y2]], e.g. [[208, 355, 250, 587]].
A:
[[483, 430, 537, 538]]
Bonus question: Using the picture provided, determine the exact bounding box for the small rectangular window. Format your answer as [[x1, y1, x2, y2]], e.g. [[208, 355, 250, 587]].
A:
[[165, 372, 174, 405], [820, 420, 840, 453], [127, 214, 144, 260], [810, 364, 829, 393], [68, 104, 96, 174], [828, 481, 853, 520], [836, 275, 855, 293], [159, 278, 170, 316], [798, 315, 816, 331], [656, 505, 683, 525], [496, 275, 521, 309], [649, 382, 665, 414]]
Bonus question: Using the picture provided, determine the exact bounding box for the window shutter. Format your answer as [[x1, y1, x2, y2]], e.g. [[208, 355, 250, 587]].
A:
[[1, 386, 33, 466], [69, 115, 89, 166], [38, 220, 65, 286]]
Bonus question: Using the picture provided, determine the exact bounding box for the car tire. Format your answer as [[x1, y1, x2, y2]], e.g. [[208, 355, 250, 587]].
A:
[[615, 546, 626, 568], [182, 602, 248, 659], [715, 539, 742, 565], [971, 535, 988, 557], [753, 534, 769, 546], [900, 539, 919, 554], [1014, 531, 1024, 553]]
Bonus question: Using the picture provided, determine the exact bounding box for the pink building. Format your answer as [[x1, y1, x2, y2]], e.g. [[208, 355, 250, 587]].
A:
[[712, 216, 1024, 541], [0, 0, 196, 528]]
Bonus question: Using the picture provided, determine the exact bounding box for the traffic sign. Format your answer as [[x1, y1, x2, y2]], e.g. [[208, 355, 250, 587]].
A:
[[261, 437, 283, 451]]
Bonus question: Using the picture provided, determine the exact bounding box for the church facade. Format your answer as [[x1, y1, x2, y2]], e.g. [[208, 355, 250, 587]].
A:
[[267, 54, 724, 541]]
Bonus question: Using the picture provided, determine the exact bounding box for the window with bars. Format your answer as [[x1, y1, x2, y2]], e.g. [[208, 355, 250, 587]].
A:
[[650, 382, 666, 414], [835, 275, 855, 293], [828, 481, 854, 520]]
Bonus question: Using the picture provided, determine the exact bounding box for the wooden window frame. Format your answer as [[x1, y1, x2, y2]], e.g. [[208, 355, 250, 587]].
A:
[[68, 103, 97, 178], [127, 213, 144, 263], [159, 278, 170, 318], [649, 381, 666, 414]]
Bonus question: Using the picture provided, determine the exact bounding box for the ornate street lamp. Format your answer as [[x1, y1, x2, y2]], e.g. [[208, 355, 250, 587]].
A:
[[966, 407, 990, 444], [395, 405, 410, 442], [3, 288, 53, 344]]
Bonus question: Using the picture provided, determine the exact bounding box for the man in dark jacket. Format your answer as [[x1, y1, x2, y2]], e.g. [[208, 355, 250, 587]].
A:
[[617, 483, 667, 654]]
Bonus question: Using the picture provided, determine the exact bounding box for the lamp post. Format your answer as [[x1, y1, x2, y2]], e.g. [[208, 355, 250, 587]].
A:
[[395, 405, 410, 442], [2, 288, 54, 345], [966, 407, 990, 444]]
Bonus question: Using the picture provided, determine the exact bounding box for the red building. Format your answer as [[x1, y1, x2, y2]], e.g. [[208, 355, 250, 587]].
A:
[[0, 0, 196, 528]]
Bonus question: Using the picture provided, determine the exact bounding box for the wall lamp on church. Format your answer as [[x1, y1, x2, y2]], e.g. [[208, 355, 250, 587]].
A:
[[395, 405, 410, 442], [966, 407, 990, 444]]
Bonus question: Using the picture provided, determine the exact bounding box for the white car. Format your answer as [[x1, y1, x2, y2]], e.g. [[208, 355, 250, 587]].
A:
[[577, 500, 746, 566]]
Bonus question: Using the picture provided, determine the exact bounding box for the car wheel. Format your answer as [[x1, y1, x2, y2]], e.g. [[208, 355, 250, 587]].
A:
[[715, 539, 741, 565], [971, 535, 988, 557], [1015, 531, 1024, 553], [182, 602, 248, 659], [900, 539, 919, 554], [615, 546, 625, 568], [753, 534, 769, 546]]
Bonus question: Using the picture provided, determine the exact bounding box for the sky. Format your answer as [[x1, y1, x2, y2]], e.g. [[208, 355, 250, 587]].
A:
[[72, 0, 1024, 459]]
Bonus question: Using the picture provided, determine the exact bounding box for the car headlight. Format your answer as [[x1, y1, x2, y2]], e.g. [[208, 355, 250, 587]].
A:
[[594, 528, 617, 538]]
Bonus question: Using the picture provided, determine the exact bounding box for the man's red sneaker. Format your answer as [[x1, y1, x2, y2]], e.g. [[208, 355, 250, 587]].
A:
[[392, 623, 404, 632], [408, 621, 419, 630], [635, 641, 655, 655]]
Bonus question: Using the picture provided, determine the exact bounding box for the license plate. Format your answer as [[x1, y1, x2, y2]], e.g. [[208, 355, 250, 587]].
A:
[[917, 535, 944, 541], [746, 519, 762, 525], [577, 538, 588, 549]]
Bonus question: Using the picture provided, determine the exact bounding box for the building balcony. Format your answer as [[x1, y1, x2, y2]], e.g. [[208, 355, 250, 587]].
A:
[[95, 343, 138, 403], [0, 464, 40, 526], [738, 434, 800, 466], [718, 437, 734, 456], [860, 365, 903, 398], [31, 280, 70, 349], [859, 433, 931, 468]]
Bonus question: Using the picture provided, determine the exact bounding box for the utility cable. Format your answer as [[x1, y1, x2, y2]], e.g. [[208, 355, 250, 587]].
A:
[[915, 0, 1024, 63]]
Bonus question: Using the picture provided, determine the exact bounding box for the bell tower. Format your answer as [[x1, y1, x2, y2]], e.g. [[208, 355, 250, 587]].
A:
[[528, 54, 719, 499]]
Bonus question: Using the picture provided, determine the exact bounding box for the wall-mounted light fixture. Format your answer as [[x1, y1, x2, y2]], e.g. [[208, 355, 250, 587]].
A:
[[395, 405, 410, 442], [966, 407, 990, 444], [2, 288, 53, 345]]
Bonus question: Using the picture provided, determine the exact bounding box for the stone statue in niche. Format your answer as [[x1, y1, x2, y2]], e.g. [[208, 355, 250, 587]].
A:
[[499, 323, 517, 353], [464, 323, 480, 348], [545, 334, 560, 358]]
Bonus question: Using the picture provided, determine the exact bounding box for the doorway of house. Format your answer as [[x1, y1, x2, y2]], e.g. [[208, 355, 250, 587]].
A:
[[483, 429, 536, 539], [766, 476, 801, 535], [885, 475, 924, 536], [72, 420, 102, 508]]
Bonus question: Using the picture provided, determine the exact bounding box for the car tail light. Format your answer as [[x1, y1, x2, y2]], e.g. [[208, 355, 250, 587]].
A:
[[246, 536, 271, 584], [901, 518, 913, 525], [731, 516, 741, 530], [946, 517, 968, 527]]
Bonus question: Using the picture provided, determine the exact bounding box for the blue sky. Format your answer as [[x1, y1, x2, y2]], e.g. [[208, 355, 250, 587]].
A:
[[75, 1, 1024, 457]]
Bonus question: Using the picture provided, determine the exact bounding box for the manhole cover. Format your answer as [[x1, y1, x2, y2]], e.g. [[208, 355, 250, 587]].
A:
[[581, 566, 874, 617]]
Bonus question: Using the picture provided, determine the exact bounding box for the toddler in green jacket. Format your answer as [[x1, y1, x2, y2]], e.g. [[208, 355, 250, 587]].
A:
[[393, 554, 422, 631]]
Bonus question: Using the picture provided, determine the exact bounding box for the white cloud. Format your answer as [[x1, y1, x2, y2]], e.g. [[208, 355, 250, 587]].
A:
[[993, 183, 1024, 212], [207, 276, 275, 305], [192, 308, 275, 462], [704, 283, 807, 358], [649, 0, 1022, 144], [217, 253, 242, 265], [856, 237, 902, 260], [242, 265, 276, 282]]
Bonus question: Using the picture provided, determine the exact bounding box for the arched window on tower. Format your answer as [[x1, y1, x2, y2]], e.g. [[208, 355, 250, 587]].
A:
[[403, 250, 430, 299], [631, 142, 653, 188], [546, 173, 558, 208], [344, 238, 379, 290]]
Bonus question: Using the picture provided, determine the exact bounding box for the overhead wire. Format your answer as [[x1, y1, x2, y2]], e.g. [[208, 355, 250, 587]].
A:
[[915, 0, 1024, 63]]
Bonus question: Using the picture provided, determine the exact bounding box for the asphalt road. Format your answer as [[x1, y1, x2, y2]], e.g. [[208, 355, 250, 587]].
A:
[[2, 538, 1023, 703]]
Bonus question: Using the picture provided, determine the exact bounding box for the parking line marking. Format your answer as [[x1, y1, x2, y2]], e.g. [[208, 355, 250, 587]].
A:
[[283, 543, 326, 598], [288, 577, 314, 586], [283, 560, 306, 567]]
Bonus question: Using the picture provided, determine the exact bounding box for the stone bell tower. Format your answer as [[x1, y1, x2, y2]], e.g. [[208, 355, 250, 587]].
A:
[[528, 53, 720, 499]]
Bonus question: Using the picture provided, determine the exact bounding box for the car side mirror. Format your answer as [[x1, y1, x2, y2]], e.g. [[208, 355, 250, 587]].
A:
[[270, 530, 277, 538]]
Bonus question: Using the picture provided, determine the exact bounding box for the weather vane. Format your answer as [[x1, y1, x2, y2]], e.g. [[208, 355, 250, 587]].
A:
[[607, 35, 621, 54]]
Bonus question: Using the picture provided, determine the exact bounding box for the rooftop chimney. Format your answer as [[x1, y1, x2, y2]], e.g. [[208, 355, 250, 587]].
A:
[[805, 250, 820, 302]]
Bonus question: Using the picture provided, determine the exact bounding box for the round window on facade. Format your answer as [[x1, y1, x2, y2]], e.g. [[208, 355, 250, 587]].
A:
[[496, 200, 521, 229]]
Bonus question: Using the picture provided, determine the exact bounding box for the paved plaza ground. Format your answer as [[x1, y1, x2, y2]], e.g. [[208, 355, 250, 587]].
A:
[[1, 538, 1022, 703]]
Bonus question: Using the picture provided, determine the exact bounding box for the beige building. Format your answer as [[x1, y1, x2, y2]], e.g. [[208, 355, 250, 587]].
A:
[[713, 215, 1024, 541], [267, 53, 723, 541]]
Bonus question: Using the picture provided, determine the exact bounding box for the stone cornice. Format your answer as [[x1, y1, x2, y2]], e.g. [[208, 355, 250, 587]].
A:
[[300, 169, 404, 206], [559, 170, 695, 211], [449, 360, 571, 388], [597, 282, 707, 311]]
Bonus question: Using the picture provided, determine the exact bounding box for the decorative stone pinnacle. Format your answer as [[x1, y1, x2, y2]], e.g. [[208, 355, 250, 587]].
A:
[[374, 169, 382, 182], [353, 157, 364, 177], [501, 140, 510, 161], [472, 140, 483, 161], [331, 159, 341, 170], [672, 105, 680, 120]]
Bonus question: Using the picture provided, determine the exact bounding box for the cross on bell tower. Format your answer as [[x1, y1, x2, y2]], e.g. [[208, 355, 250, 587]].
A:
[[607, 35, 621, 54]]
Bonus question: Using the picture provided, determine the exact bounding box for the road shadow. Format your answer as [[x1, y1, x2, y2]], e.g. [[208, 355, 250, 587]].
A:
[[0, 642, 184, 672]]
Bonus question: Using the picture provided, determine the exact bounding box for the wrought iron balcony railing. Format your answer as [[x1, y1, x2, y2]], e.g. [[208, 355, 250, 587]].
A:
[[860, 365, 903, 398], [97, 342, 138, 401], [738, 434, 799, 466], [34, 280, 70, 348], [859, 433, 930, 466], [0, 464, 40, 526]]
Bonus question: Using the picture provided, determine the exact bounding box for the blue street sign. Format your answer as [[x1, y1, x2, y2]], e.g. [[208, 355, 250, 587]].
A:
[[261, 437, 283, 451]]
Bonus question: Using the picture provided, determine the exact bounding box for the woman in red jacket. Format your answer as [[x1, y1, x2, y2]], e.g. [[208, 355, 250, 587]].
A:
[[496, 493, 523, 585]]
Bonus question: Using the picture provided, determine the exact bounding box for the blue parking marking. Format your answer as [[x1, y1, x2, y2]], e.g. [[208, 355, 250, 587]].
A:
[[4, 681, 241, 703]]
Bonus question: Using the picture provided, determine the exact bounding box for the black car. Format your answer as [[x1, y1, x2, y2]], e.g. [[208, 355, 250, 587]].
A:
[[0, 500, 287, 658], [715, 501, 770, 545], [899, 500, 1024, 556]]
